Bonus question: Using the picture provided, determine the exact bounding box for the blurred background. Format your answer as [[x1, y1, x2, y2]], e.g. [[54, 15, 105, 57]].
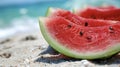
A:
[[0, 0, 120, 38]]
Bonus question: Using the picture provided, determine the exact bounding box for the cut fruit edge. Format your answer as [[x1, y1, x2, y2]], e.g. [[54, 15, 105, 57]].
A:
[[46, 7, 72, 17], [46, 7, 120, 24], [46, 7, 57, 16], [39, 17, 120, 59]]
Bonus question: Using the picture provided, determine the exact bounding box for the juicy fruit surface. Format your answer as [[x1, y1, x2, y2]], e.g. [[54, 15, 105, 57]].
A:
[[39, 6, 120, 59], [48, 8, 118, 27], [75, 6, 120, 21], [45, 17, 120, 52]]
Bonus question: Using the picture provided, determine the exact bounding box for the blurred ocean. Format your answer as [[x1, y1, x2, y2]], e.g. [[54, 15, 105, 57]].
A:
[[0, 0, 120, 38], [0, 0, 70, 38]]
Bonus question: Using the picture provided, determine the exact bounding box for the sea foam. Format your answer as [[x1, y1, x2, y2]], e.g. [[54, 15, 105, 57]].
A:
[[0, 16, 39, 38]]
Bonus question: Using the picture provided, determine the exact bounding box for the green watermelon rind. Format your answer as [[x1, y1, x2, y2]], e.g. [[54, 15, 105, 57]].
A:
[[39, 17, 120, 59], [45, 7, 51, 16], [46, 7, 55, 16]]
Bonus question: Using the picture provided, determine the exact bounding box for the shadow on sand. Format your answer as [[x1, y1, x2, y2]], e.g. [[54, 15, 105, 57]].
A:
[[35, 46, 120, 65]]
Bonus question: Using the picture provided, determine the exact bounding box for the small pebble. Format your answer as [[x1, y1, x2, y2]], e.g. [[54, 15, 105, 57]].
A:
[[41, 45, 47, 49], [0, 53, 11, 58], [22, 35, 36, 41], [0, 39, 10, 44]]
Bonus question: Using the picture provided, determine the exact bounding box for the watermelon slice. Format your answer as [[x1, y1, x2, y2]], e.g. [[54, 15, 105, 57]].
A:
[[39, 15, 120, 59], [75, 6, 120, 21], [46, 8, 118, 27], [39, 7, 120, 59]]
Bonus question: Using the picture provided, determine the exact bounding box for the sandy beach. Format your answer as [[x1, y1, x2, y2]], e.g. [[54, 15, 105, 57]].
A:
[[0, 29, 120, 67]]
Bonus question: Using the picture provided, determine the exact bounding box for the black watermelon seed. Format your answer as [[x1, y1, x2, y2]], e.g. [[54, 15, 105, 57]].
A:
[[109, 26, 114, 30], [67, 24, 72, 28], [79, 31, 83, 36], [85, 22, 88, 26], [86, 36, 92, 41], [109, 26, 114, 33]]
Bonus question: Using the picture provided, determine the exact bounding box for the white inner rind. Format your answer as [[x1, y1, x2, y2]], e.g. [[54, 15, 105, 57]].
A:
[[39, 17, 120, 59]]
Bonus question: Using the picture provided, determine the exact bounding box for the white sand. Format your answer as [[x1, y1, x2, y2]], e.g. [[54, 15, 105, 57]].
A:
[[0, 30, 120, 67]]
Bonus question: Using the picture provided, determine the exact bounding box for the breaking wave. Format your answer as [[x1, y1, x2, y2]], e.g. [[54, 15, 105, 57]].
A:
[[0, 16, 39, 38]]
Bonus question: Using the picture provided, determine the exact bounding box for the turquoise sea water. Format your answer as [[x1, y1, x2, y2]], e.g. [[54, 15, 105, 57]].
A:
[[0, 0, 120, 38], [0, 0, 69, 28], [0, 0, 70, 38]]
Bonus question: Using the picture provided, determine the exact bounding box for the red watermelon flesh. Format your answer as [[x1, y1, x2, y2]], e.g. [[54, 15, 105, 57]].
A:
[[39, 16, 120, 59], [47, 8, 118, 27], [46, 17, 120, 51], [75, 6, 120, 21]]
